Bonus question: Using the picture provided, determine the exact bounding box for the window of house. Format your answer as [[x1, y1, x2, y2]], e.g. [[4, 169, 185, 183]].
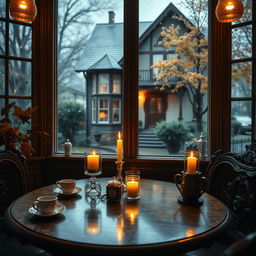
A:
[[92, 98, 97, 123], [92, 74, 97, 94], [0, 0, 33, 132], [230, 0, 255, 153], [98, 98, 109, 123], [98, 73, 109, 93], [112, 99, 121, 123], [152, 54, 163, 78], [113, 74, 121, 93]]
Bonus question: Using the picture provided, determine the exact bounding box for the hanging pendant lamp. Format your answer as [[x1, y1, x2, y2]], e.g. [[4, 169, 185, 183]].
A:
[[215, 0, 244, 23], [9, 0, 37, 22]]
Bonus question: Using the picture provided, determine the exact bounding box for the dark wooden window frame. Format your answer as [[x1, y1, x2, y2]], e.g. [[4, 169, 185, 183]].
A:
[[0, 1, 33, 117], [230, 2, 256, 144], [30, 0, 233, 173]]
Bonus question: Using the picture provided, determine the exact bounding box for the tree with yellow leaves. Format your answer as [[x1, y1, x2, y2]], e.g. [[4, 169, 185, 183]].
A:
[[152, 0, 208, 133]]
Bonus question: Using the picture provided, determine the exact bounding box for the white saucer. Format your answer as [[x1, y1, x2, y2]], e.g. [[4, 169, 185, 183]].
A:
[[53, 186, 82, 196], [29, 203, 66, 217]]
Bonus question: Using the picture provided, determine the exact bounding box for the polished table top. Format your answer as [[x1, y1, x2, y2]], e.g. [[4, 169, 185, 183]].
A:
[[5, 178, 231, 255]]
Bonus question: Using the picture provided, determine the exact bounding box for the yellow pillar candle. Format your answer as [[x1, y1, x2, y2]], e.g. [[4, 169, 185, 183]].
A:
[[117, 132, 123, 163], [126, 180, 139, 198], [187, 151, 197, 174], [87, 151, 99, 170]]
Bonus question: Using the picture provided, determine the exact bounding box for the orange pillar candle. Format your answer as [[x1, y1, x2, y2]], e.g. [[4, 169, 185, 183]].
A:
[[126, 180, 139, 198], [87, 151, 99, 170], [187, 151, 197, 174], [117, 132, 123, 163]]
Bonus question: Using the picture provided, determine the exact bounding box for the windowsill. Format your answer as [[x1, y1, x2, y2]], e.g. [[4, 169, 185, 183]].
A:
[[43, 153, 209, 164]]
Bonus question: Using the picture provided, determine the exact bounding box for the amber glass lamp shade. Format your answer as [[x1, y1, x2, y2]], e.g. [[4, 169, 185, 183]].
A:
[[9, 0, 37, 22], [215, 0, 244, 23]]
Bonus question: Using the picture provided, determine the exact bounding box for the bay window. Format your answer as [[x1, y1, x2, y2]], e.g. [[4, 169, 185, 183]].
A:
[[0, 0, 254, 169]]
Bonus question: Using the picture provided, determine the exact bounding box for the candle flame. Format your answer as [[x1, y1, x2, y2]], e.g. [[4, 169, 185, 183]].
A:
[[190, 151, 194, 157], [118, 131, 121, 139], [92, 150, 96, 155]]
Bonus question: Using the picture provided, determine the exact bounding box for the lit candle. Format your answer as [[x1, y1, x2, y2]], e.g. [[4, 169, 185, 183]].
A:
[[87, 150, 99, 170], [187, 151, 197, 174], [126, 180, 139, 198], [117, 132, 123, 163]]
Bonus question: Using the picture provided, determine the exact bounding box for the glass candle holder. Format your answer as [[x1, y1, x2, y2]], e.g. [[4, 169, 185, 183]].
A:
[[125, 170, 140, 200], [84, 150, 102, 195], [184, 147, 200, 175]]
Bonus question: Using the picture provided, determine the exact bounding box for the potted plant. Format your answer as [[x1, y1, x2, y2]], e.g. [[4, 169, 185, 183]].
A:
[[138, 120, 143, 131], [0, 102, 49, 158], [155, 120, 189, 154]]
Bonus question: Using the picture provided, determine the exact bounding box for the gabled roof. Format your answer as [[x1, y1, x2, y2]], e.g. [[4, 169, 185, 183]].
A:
[[75, 2, 191, 73], [89, 54, 122, 70], [139, 2, 190, 44], [75, 22, 151, 72]]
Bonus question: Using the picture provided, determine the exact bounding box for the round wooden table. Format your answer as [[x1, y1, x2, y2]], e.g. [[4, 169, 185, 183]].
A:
[[4, 178, 231, 255]]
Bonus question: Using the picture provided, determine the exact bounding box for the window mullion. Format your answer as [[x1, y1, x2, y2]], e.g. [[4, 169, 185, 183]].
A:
[[208, 0, 231, 155], [123, 0, 139, 160], [251, 0, 256, 140]]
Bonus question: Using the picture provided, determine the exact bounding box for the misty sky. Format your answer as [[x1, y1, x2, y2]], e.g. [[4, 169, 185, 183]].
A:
[[91, 0, 188, 24]]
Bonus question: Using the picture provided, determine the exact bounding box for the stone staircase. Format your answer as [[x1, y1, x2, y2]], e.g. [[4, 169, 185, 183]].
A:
[[139, 129, 166, 148]]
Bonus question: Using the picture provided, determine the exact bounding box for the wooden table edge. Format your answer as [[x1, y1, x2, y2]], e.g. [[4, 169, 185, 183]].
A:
[[4, 199, 232, 255]]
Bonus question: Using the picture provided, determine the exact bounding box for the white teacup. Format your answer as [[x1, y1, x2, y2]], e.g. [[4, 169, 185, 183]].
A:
[[33, 195, 58, 214], [56, 179, 76, 193]]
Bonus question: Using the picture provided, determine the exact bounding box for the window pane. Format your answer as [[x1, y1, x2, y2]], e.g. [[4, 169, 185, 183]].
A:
[[232, 62, 252, 98], [0, 98, 4, 112], [0, 22, 5, 55], [152, 54, 163, 78], [9, 24, 32, 58], [9, 99, 32, 132], [139, 0, 208, 156], [98, 73, 109, 93], [57, 0, 123, 153], [92, 74, 96, 94], [0, 58, 4, 95], [92, 98, 96, 123], [232, 25, 252, 60], [113, 74, 121, 93], [9, 60, 31, 96], [0, 0, 6, 18], [112, 99, 120, 123], [231, 101, 252, 153], [233, 0, 252, 24]]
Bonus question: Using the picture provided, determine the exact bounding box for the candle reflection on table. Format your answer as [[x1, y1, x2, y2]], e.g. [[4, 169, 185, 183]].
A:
[[116, 216, 124, 242], [185, 228, 196, 238], [85, 208, 102, 235], [125, 200, 140, 225]]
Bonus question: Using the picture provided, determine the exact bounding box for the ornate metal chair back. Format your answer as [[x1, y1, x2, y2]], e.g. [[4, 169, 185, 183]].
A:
[[0, 150, 29, 217], [206, 142, 256, 236]]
